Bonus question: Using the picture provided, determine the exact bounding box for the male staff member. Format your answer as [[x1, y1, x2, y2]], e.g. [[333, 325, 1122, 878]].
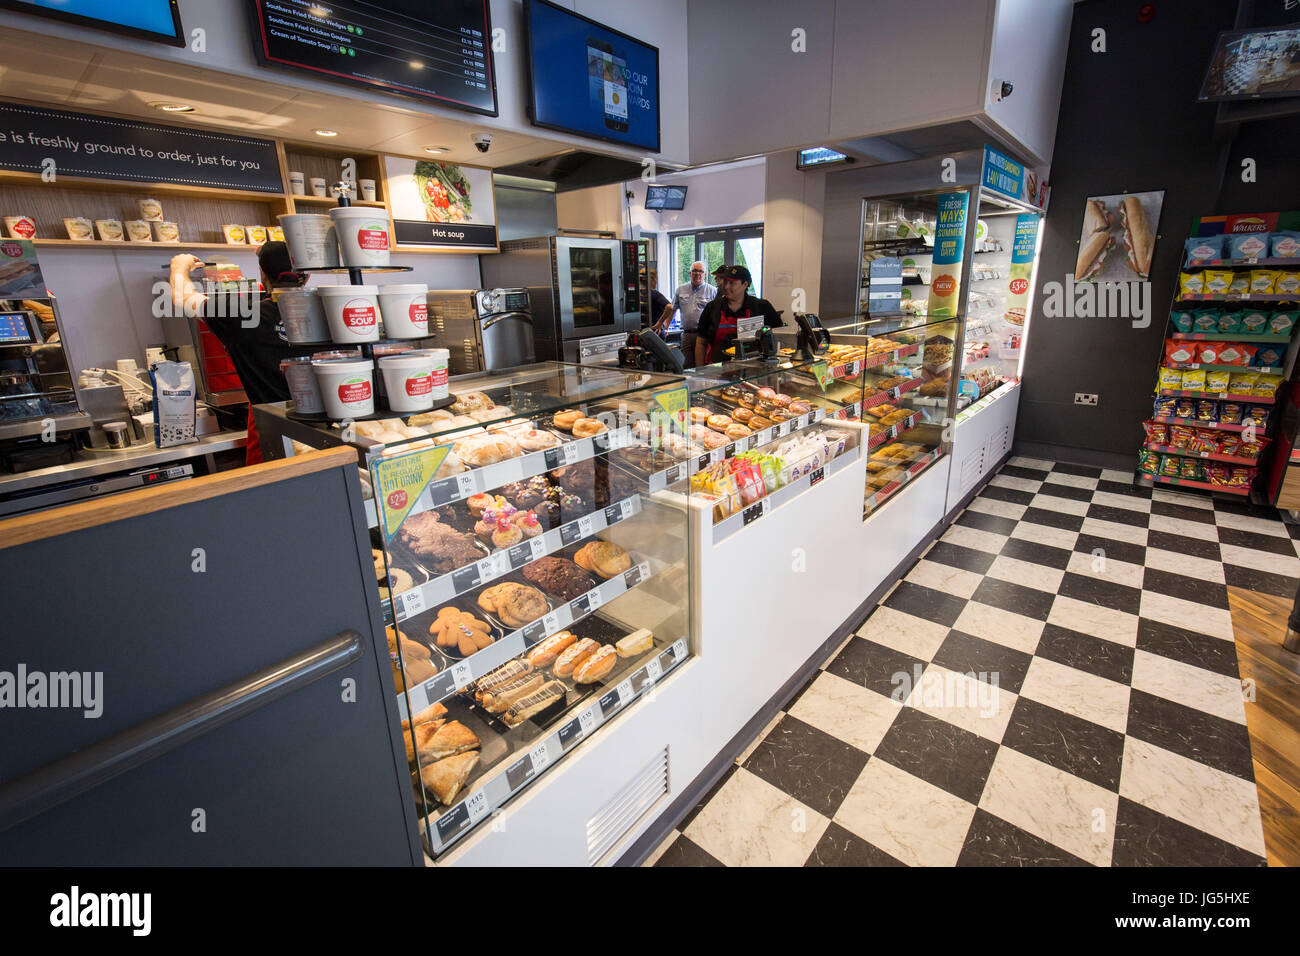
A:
[[695, 265, 782, 366], [656, 261, 714, 368]]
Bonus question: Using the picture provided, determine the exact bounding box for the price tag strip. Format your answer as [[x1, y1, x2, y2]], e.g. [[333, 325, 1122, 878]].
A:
[[866, 410, 923, 451], [647, 461, 686, 493], [395, 495, 645, 621], [398, 558, 656, 717], [860, 376, 923, 413], [424, 633, 691, 856], [684, 409, 827, 476], [712, 449, 858, 545], [863, 447, 943, 516]]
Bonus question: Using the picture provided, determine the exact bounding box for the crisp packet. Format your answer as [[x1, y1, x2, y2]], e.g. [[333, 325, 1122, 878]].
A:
[[1169, 425, 1195, 449], [1219, 402, 1243, 425], [1196, 399, 1219, 422], [1216, 343, 1253, 366], [1237, 437, 1267, 459], [1195, 342, 1222, 364], [1206, 464, 1231, 485], [1275, 271, 1300, 295], [1157, 367, 1184, 391], [1253, 373, 1283, 396], [1160, 454, 1182, 477], [1229, 233, 1270, 260], [1206, 370, 1231, 392], [1244, 405, 1271, 428], [1138, 451, 1160, 475], [1185, 236, 1222, 261], [1218, 434, 1242, 457], [1249, 269, 1277, 293], [1169, 309, 1196, 332], [1154, 397, 1178, 417], [1203, 270, 1235, 294], [1227, 273, 1251, 294], [1269, 310, 1297, 336], [1252, 345, 1283, 368], [1192, 310, 1220, 332], [1142, 420, 1169, 444], [1229, 468, 1254, 487], [1174, 396, 1196, 418], [1178, 272, 1206, 296], [1180, 457, 1203, 480], [1165, 340, 1197, 364], [1239, 309, 1269, 334], [1190, 429, 1218, 454], [1215, 311, 1240, 334], [1228, 372, 1257, 393], [1270, 232, 1300, 258], [1181, 369, 1207, 391]]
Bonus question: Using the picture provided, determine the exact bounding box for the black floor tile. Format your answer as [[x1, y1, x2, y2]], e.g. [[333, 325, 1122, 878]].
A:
[[873, 708, 1000, 805], [742, 715, 870, 819], [1112, 798, 1266, 866], [1001, 536, 1075, 570], [1001, 697, 1126, 791], [1136, 618, 1240, 680], [957, 509, 1020, 536], [1096, 478, 1152, 499], [924, 539, 997, 575], [1034, 482, 1095, 503], [826, 637, 927, 699], [1213, 499, 1286, 521], [1000, 464, 1050, 481], [1289, 521, 1300, 541], [1143, 567, 1230, 610], [980, 483, 1036, 506], [1034, 623, 1134, 685], [653, 834, 726, 867], [1224, 563, 1297, 599], [1150, 500, 1217, 525], [1146, 529, 1221, 562], [1216, 526, 1296, 556], [883, 580, 969, 628], [677, 764, 737, 832], [932, 630, 1034, 695], [1074, 533, 1147, 567], [971, 576, 1057, 621], [1125, 690, 1255, 782], [1021, 507, 1085, 533], [1058, 571, 1144, 616], [957, 809, 1090, 866], [806, 820, 906, 867], [1053, 462, 1103, 478], [1086, 503, 1150, 528]]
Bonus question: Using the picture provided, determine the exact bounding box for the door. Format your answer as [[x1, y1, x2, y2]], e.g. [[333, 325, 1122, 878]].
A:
[[670, 224, 764, 303]]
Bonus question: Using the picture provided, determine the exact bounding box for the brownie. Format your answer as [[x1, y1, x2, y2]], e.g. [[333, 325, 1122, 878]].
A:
[[521, 556, 596, 602]]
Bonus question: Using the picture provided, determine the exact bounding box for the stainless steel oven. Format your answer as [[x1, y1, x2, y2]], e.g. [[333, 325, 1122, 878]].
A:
[[425, 288, 535, 375]]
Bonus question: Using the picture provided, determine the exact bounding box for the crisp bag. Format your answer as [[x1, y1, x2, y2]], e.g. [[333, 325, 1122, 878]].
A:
[[150, 360, 197, 448]]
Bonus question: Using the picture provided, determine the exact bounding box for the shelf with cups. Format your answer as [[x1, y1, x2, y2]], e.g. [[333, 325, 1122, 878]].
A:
[[291, 196, 387, 209]]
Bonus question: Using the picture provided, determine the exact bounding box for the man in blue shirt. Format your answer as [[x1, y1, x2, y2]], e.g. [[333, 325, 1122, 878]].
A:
[[656, 261, 715, 368]]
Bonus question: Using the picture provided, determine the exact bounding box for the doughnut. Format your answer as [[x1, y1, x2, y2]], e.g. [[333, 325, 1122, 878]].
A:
[[748, 415, 774, 430], [772, 393, 794, 406], [788, 400, 813, 415], [732, 408, 754, 423], [725, 423, 753, 439], [706, 414, 732, 432], [552, 409, 582, 431], [688, 406, 710, 425], [572, 417, 607, 438], [756, 387, 776, 400]]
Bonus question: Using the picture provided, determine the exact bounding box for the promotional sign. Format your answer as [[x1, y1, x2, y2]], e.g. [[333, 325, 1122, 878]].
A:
[[373, 444, 452, 540], [1074, 190, 1164, 282], [1004, 214, 1039, 327], [384, 155, 498, 251], [1193, 211, 1300, 236], [649, 384, 687, 451], [0, 102, 282, 193], [0, 240, 47, 298], [981, 145, 1047, 209], [868, 257, 902, 315], [927, 192, 969, 318]]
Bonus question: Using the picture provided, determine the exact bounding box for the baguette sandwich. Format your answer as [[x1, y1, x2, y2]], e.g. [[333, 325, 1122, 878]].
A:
[[1119, 196, 1154, 278], [1082, 198, 1112, 237], [1075, 229, 1115, 281]]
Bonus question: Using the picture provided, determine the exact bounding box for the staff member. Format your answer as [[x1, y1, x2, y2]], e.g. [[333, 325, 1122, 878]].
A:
[[656, 261, 715, 368], [695, 265, 782, 365], [168, 243, 315, 464]]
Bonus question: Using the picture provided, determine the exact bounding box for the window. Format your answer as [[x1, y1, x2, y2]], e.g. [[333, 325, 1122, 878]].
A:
[[667, 223, 764, 327]]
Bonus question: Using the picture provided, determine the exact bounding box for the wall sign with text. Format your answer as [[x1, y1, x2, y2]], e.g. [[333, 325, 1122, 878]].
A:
[[0, 102, 283, 193], [383, 155, 498, 251]]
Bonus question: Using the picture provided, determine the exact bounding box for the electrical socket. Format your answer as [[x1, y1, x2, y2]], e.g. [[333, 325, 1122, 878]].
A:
[[1074, 393, 1099, 406]]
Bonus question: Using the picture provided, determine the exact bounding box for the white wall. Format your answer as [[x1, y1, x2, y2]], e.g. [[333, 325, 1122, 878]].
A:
[[762, 152, 826, 316], [981, 0, 1073, 166]]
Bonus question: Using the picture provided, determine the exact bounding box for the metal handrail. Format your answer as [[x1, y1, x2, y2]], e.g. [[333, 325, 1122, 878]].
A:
[[0, 629, 364, 833]]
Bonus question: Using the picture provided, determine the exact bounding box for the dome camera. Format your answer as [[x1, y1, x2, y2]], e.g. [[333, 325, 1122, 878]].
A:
[[472, 133, 493, 153]]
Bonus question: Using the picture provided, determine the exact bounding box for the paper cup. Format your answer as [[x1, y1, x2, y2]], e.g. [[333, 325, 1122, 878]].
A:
[[318, 284, 380, 343], [359, 179, 376, 201], [312, 357, 374, 418], [63, 217, 93, 240], [3, 215, 36, 239], [278, 290, 331, 344], [378, 352, 436, 412], [289, 171, 305, 195], [138, 198, 163, 221], [276, 213, 338, 269], [329, 206, 390, 267], [310, 177, 327, 197], [280, 356, 324, 414], [377, 283, 428, 338]]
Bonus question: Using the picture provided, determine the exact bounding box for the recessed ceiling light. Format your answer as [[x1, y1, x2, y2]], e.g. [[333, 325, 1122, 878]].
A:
[[151, 102, 194, 113], [409, 61, 424, 69], [314, 129, 339, 137], [425, 145, 450, 154]]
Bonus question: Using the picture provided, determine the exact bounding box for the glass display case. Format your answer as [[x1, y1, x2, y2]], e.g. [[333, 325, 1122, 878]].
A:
[[266, 362, 694, 858]]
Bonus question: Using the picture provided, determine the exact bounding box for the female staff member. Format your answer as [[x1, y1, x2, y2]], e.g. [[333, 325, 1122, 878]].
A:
[[694, 265, 782, 366]]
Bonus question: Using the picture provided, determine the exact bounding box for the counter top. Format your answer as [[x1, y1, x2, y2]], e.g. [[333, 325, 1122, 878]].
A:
[[0, 430, 248, 495]]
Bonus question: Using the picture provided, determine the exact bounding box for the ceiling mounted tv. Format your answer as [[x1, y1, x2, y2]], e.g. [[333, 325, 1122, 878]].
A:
[[1199, 27, 1300, 101], [0, 0, 183, 45], [645, 185, 686, 210], [797, 147, 850, 169], [524, 0, 661, 152], [248, 0, 498, 116]]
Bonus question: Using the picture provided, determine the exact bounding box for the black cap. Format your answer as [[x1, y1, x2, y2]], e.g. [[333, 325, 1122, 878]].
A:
[[721, 264, 752, 284], [710, 264, 728, 277], [257, 241, 303, 286]]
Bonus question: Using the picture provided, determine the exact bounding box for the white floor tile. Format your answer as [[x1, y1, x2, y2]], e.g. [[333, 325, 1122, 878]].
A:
[[967, 496, 1028, 521], [1044, 472, 1099, 490], [1047, 594, 1140, 647], [1101, 468, 1136, 484], [1213, 511, 1289, 537], [789, 672, 903, 754], [1079, 516, 1149, 547], [834, 760, 977, 867], [904, 559, 985, 601], [1065, 550, 1147, 591], [990, 473, 1043, 493], [1090, 490, 1152, 513], [952, 601, 1045, 655], [1029, 492, 1091, 516], [1139, 590, 1235, 642], [1008, 456, 1055, 471], [684, 768, 830, 867], [1144, 547, 1226, 585], [1018, 655, 1131, 734], [987, 554, 1066, 594], [1120, 738, 1265, 857], [1218, 543, 1300, 578], [903, 663, 1016, 742], [1011, 521, 1079, 551], [857, 605, 950, 662], [1152, 488, 1214, 510], [1130, 650, 1247, 725], [1149, 513, 1217, 539], [941, 523, 1009, 555]]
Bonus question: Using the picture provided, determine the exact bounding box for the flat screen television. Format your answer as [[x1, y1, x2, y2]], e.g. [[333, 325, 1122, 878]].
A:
[[1199, 27, 1300, 101], [0, 0, 183, 45], [524, 0, 661, 152], [247, 0, 498, 116], [645, 185, 686, 210], [797, 147, 850, 169]]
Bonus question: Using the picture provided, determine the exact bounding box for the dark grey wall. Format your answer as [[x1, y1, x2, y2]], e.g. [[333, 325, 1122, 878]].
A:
[[495, 184, 559, 241]]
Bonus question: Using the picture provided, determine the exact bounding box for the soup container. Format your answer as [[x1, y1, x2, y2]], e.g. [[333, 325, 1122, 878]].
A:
[[278, 289, 331, 344], [312, 357, 374, 418], [152, 221, 180, 243], [138, 198, 163, 221], [329, 206, 390, 267], [318, 284, 380, 343], [280, 356, 324, 414], [125, 220, 153, 242], [378, 351, 437, 412], [63, 217, 93, 240], [377, 283, 428, 338], [276, 213, 338, 269], [95, 219, 124, 241], [3, 215, 36, 239]]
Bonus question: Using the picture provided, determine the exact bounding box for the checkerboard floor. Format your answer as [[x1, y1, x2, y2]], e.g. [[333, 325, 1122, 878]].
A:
[[647, 456, 1287, 867]]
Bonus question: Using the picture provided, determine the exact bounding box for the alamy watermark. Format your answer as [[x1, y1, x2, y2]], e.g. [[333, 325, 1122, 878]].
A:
[[892, 664, 1000, 719], [0, 664, 103, 718], [1039, 274, 1151, 328]]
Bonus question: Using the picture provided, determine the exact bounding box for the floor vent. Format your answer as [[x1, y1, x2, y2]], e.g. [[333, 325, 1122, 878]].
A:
[[986, 424, 1012, 461], [959, 449, 985, 496], [586, 747, 669, 866]]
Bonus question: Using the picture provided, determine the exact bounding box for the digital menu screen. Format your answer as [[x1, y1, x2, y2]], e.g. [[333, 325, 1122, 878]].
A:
[[249, 0, 497, 116], [0, 312, 33, 344], [524, 0, 660, 152], [0, 0, 183, 45]]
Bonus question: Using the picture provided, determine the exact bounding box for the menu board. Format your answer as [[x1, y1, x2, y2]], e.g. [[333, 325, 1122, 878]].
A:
[[384, 156, 498, 251], [249, 0, 497, 116]]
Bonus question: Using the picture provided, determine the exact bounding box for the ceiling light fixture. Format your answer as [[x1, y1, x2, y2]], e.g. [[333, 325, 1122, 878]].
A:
[[410, 61, 424, 69], [314, 129, 339, 137], [425, 145, 450, 154], [150, 102, 195, 113]]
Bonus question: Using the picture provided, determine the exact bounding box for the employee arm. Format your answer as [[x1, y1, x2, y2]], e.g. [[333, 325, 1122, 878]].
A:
[[657, 302, 675, 330], [169, 253, 210, 318], [695, 336, 708, 366]]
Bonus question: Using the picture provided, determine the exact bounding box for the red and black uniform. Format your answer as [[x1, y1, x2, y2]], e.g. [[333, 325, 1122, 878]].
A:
[[696, 293, 783, 363]]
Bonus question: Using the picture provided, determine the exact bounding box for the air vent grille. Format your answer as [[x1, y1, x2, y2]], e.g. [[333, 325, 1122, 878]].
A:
[[586, 747, 669, 866]]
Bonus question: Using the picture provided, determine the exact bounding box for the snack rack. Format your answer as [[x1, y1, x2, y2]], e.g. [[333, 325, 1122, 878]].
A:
[[1136, 216, 1300, 497]]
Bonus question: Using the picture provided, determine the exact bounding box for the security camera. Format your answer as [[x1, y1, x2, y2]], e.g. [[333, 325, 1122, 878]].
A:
[[993, 79, 1014, 101], [472, 133, 493, 153]]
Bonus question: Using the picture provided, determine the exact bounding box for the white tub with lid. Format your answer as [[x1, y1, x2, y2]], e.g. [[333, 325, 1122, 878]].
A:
[[312, 357, 374, 418], [318, 284, 380, 343], [426, 348, 450, 400], [278, 290, 331, 344], [277, 213, 339, 269], [329, 206, 390, 267], [280, 356, 324, 414], [378, 351, 438, 412], [377, 283, 429, 339]]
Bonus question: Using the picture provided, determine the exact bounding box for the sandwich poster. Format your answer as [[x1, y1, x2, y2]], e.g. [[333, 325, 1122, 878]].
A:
[[383, 155, 498, 251], [1074, 191, 1163, 282]]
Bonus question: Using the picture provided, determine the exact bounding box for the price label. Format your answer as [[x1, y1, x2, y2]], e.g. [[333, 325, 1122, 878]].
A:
[[451, 564, 482, 593], [813, 408, 825, 422], [455, 473, 477, 499], [1245, 257, 1259, 265], [522, 619, 547, 644], [435, 803, 470, 842], [429, 477, 459, 506], [604, 504, 622, 525], [591, 432, 609, 453], [577, 515, 595, 538], [559, 520, 583, 546], [507, 541, 534, 568], [742, 501, 764, 526], [451, 659, 474, 689], [578, 707, 598, 734], [696, 453, 710, 472], [402, 588, 427, 619], [809, 466, 825, 486], [617, 677, 634, 702], [620, 498, 635, 520], [505, 755, 534, 791], [646, 656, 662, 682], [529, 742, 551, 774], [543, 447, 564, 469], [570, 594, 591, 617], [624, 565, 643, 588], [464, 788, 489, 825], [563, 442, 582, 465], [529, 537, 547, 559], [558, 718, 583, 751], [710, 447, 726, 464], [630, 669, 649, 695], [778, 421, 791, 437], [543, 611, 562, 634], [599, 690, 621, 718], [587, 586, 604, 612], [665, 464, 683, 486], [423, 671, 454, 704]]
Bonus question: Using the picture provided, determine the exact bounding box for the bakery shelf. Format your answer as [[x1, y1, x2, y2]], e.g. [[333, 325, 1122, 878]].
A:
[[864, 448, 943, 516], [1141, 473, 1251, 495], [424, 637, 689, 856], [1157, 389, 1276, 404], [685, 407, 829, 477], [1184, 257, 1300, 268], [291, 195, 387, 208], [867, 410, 924, 451], [711, 449, 857, 545], [1175, 293, 1299, 303], [830, 401, 863, 422], [1151, 415, 1250, 433], [393, 495, 644, 616], [1145, 443, 1263, 466], [398, 558, 657, 716], [825, 343, 921, 380], [861, 375, 923, 412], [1169, 331, 1292, 342], [1165, 362, 1284, 375]]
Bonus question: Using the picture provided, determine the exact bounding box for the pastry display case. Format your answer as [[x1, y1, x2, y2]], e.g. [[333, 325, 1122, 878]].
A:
[[272, 362, 695, 858]]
